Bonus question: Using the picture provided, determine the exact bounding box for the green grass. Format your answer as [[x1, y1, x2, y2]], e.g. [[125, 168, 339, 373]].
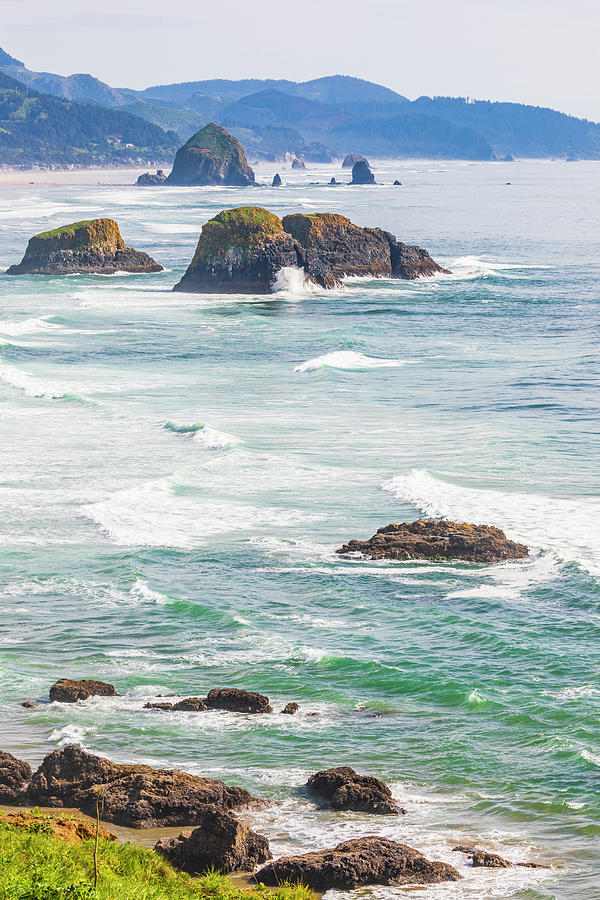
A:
[[0, 822, 313, 900], [34, 221, 95, 240]]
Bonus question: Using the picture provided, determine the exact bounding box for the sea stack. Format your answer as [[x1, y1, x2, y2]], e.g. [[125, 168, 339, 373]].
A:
[[136, 169, 167, 185], [272, 173, 282, 187], [351, 159, 376, 184], [291, 157, 306, 169], [342, 154, 367, 168], [166, 123, 255, 186], [6, 219, 162, 275]]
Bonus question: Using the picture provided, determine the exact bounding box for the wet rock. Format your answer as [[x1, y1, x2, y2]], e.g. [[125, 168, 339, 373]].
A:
[[166, 123, 255, 186], [329, 177, 338, 184], [386, 238, 449, 279], [27, 745, 261, 828], [0, 751, 32, 803], [291, 157, 305, 169], [155, 805, 271, 874], [49, 679, 118, 703], [342, 154, 367, 168], [21, 700, 36, 708], [282, 702, 299, 715], [351, 160, 375, 184], [144, 702, 174, 711], [452, 846, 549, 869], [393, 179, 402, 185], [0, 810, 116, 844], [206, 688, 272, 714], [7, 220, 162, 275], [337, 519, 529, 563], [306, 767, 401, 815], [172, 697, 208, 712], [256, 836, 460, 890], [136, 169, 167, 185], [272, 173, 282, 187]]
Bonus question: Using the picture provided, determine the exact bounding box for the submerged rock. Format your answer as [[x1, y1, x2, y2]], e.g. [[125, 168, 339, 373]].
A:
[[337, 519, 529, 563], [144, 701, 174, 711], [256, 836, 460, 890], [166, 123, 255, 186], [6, 219, 162, 275], [27, 745, 260, 828], [155, 805, 271, 874], [0, 751, 32, 803], [49, 679, 117, 703], [342, 154, 367, 168], [136, 169, 167, 185], [306, 767, 402, 815], [452, 847, 549, 869], [172, 697, 208, 712], [351, 160, 375, 184], [206, 688, 272, 714], [282, 702, 299, 715], [272, 173, 282, 186]]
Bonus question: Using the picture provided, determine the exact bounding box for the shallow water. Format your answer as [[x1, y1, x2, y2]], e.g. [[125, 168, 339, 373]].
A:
[[0, 159, 599, 899]]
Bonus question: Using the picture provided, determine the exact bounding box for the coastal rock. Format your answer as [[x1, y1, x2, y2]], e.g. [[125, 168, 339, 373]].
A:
[[306, 767, 401, 815], [166, 123, 255, 186], [136, 169, 167, 185], [342, 154, 367, 168], [0, 751, 32, 803], [49, 678, 117, 703], [291, 157, 306, 169], [337, 519, 529, 563], [452, 847, 549, 869], [206, 688, 272, 714], [172, 697, 208, 712], [393, 179, 402, 185], [27, 745, 260, 828], [0, 810, 116, 844], [330, 177, 338, 184], [351, 160, 375, 184], [6, 219, 163, 275], [256, 836, 460, 890], [154, 805, 271, 874], [272, 173, 282, 187], [387, 239, 449, 279], [173, 207, 301, 294], [282, 702, 299, 715], [144, 701, 174, 711]]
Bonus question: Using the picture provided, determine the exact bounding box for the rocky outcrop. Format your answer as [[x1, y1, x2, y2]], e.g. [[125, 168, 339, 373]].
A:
[[337, 519, 529, 563], [154, 805, 271, 874], [174, 207, 448, 294], [342, 154, 367, 168], [291, 157, 305, 169], [144, 701, 174, 711], [351, 160, 375, 184], [330, 177, 338, 184], [27, 745, 260, 828], [306, 767, 401, 815], [452, 847, 548, 869], [272, 173, 282, 187], [0, 751, 32, 803], [393, 179, 402, 185], [282, 702, 299, 715], [256, 836, 460, 890], [6, 219, 162, 275], [136, 169, 167, 185], [166, 123, 255, 186], [172, 697, 208, 711], [206, 688, 272, 714], [49, 679, 117, 703], [0, 810, 116, 844]]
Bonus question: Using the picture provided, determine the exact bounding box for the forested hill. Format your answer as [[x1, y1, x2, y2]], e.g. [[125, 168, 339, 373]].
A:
[[0, 72, 179, 167]]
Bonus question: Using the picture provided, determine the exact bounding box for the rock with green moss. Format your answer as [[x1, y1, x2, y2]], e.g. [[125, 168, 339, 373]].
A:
[[166, 123, 255, 186], [6, 218, 162, 275]]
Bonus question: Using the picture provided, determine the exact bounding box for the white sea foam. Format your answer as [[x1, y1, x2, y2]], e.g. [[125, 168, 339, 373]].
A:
[[130, 578, 172, 605], [163, 421, 241, 450], [384, 468, 600, 576], [437, 255, 548, 282], [295, 351, 409, 373], [0, 360, 87, 401], [271, 266, 319, 297], [0, 317, 60, 337]]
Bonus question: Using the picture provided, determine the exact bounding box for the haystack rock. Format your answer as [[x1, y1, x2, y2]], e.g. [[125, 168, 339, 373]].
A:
[[166, 123, 255, 186], [27, 745, 261, 828], [337, 519, 529, 563], [256, 836, 460, 890], [49, 679, 117, 703], [0, 751, 32, 803], [6, 219, 162, 275], [155, 805, 271, 874], [272, 173, 282, 187], [306, 766, 402, 815], [342, 154, 367, 168], [136, 169, 167, 185], [351, 160, 375, 184]]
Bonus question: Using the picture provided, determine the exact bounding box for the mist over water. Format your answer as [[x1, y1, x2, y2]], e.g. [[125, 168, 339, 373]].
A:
[[0, 159, 599, 899]]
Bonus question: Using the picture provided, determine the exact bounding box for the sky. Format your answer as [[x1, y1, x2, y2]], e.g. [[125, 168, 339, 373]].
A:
[[2, 0, 600, 120]]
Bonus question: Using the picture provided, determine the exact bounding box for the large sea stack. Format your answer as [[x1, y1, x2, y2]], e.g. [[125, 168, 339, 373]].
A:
[[6, 219, 162, 275], [166, 123, 255, 187], [174, 207, 448, 294]]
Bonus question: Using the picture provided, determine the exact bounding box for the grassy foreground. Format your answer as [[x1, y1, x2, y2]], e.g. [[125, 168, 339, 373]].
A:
[[0, 818, 313, 900]]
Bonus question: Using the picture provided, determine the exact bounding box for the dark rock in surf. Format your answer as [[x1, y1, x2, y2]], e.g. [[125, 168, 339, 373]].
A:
[[136, 169, 167, 185], [393, 179, 402, 185], [256, 836, 461, 890], [26, 745, 260, 828], [337, 519, 529, 563], [272, 173, 282, 186], [6, 219, 162, 275], [387, 239, 448, 279], [21, 700, 36, 708], [291, 157, 305, 169], [342, 154, 367, 168], [0, 751, 32, 803], [172, 697, 208, 711], [49, 679, 117, 703], [282, 702, 299, 715], [452, 847, 549, 869], [351, 160, 375, 184], [206, 688, 272, 714], [144, 701, 174, 711], [166, 123, 255, 187], [154, 805, 271, 874], [306, 767, 402, 815], [330, 177, 338, 184]]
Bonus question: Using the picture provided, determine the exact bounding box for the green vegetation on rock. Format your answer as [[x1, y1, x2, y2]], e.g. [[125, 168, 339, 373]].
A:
[[193, 207, 283, 263], [29, 219, 125, 253]]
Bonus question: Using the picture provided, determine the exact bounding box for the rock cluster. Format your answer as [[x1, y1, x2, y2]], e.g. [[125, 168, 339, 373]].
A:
[[306, 767, 402, 815], [337, 519, 529, 563], [6, 219, 163, 275], [351, 159, 375, 184], [174, 207, 447, 294], [144, 687, 273, 714], [136, 169, 167, 185], [154, 805, 271, 874], [166, 123, 255, 186], [49, 679, 117, 703], [0, 750, 32, 803], [256, 836, 461, 890]]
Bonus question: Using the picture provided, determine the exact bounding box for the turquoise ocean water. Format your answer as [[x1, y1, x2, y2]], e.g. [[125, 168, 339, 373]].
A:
[[0, 159, 598, 898]]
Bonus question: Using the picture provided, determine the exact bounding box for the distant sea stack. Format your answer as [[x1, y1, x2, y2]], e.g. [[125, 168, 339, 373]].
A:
[[272, 173, 282, 187], [174, 207, 448, 294], [166, 123, 255, 187], [136, 169, 167, 185], [342, 154, 367, 168], [351, 159, 375, 184], [291, 157, 306, 169], [6, 219, 162, 275]]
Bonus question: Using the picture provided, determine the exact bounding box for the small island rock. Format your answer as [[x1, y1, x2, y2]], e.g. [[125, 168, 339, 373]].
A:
[[393, 179, 402, 185], [351, 160, 375, 184], [342, 154, 367, 168], [166, 123, 255, 186], [206, 688, 272, 714], [337, 519, 529, 563], [282, 702, 299, 715], [49, 679, 117, 703], [272, 173, 282, 187], [291, 157, 306, 169], [6, 219, 162, 275], [306, 767, 401, 815], [0, 751, 32, 803], [136, 169, 167, 185]]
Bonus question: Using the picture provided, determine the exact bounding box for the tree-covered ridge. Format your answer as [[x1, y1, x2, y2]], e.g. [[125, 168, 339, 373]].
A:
[[0, 72, 179, 167]]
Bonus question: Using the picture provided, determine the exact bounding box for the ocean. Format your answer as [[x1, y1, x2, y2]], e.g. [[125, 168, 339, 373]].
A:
[[0, 158, 598, 898]]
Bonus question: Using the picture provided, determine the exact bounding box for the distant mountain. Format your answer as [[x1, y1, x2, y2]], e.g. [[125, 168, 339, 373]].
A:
[[220, 90, 354, 135], [0, 72, 178, 167]]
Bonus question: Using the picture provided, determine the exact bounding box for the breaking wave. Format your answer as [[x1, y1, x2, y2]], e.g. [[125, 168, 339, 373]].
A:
[[163, 421, 241, 450], [295, 350, 410, 373]]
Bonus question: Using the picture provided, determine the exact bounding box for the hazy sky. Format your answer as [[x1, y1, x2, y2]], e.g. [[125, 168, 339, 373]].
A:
[[3, 0, 600, 120]]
